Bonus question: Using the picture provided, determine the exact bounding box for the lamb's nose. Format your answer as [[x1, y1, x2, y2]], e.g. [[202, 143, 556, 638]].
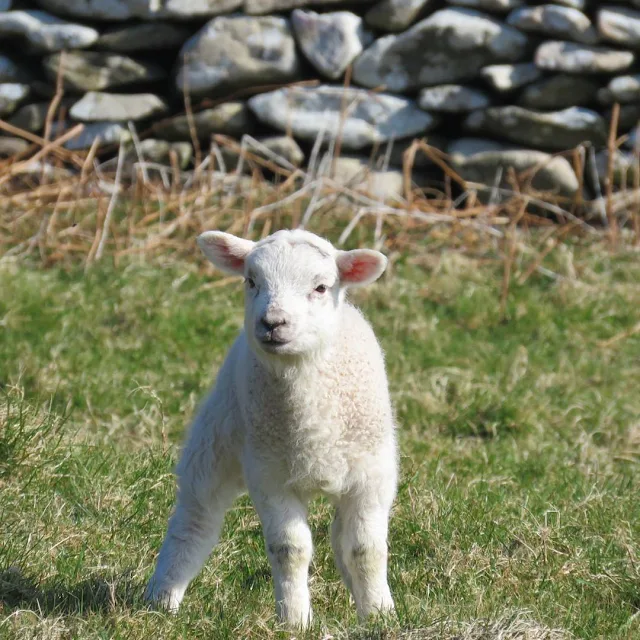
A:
[[261, 316, 287, 332]]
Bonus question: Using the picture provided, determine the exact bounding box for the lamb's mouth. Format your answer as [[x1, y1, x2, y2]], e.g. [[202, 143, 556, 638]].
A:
[[259, 336, 291, 351]]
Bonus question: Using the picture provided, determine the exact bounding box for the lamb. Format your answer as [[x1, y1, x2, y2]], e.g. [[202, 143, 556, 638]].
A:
[[144, 228, 398, 628]]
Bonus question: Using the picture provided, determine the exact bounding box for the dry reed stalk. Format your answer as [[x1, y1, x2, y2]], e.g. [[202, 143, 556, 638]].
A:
[[0, 124, 84, 187], [43, 51, 65, 146], [94, 139, 126, 262], [285, 88, 294, 142], [572, 145, 585, 212], [606, 103, 620, 248], [85, 198, 106, 264], [402, 139, 420, 206], [80, 136, 101, 184], [598, 321, 640, 348], [500, 201, 526, 320], [127, 122, 150, 185], [633, 131, 640, 246], [46, 187, 67, 245], [0, 119, 81, 167], [213, 134, 297, 176], [331, 64, 352, 178], [466, 183, 597, 234], [40, 52, 67, 185], [182, 54, 202, 174], [517, 224, 575, 285], [169, 149, 180, 196], [243, 169, 261, 236], [416, 140, 467, 190]]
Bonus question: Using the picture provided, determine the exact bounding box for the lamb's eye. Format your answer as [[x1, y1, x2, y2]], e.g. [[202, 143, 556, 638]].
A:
[[315, 284, 327, 294], [246, 278, 255, 289]]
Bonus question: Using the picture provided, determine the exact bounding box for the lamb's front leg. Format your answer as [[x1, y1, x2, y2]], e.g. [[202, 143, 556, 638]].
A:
[[336, 492, 395, 620], [250, 487, 313, 628]]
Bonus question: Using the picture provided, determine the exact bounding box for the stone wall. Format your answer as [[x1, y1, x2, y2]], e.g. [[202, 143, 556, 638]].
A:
[[1, 0, 639, 201]]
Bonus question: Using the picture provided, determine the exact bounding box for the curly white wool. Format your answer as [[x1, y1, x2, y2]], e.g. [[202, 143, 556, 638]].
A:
[[144, 229, 398, 628]]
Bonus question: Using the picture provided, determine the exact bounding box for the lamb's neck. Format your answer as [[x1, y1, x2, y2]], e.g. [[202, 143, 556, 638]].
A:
[[256, 344, 336, 385]]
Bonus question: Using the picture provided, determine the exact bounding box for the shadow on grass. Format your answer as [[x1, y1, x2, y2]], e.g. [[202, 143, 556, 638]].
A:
[[0, 566, 144, 615]]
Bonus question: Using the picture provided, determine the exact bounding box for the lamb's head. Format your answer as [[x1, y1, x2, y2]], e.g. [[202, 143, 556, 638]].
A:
[[197, 229, 387, 358]]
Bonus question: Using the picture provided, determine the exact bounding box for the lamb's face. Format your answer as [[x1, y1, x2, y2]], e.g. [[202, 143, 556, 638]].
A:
[[244, 240, 341, 356], [197, 229, 388, 360]]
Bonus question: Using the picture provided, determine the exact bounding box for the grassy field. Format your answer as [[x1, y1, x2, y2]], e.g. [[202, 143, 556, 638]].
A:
[[1, 236, 639, 639]]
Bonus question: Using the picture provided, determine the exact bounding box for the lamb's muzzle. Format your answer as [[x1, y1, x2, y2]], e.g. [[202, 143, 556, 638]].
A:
[[145, 229, 399, 629]]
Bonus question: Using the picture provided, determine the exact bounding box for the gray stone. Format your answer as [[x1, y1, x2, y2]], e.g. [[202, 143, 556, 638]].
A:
[[352, 8, 529, 92], [464, 106, 608, 150], [535, 41, 635, 74], [480, 62, 541, 92], [34, 0, 243, 21], [257, 135, 305, 167], [176, 15, 301, 96], [518, 75, 601, 110], [446, 0, 523, 12], [292, 10, 372, 80], [598, 7, 640, 49], [248, 85, 436, 150], [0, 136, 28, 157], [152, 102, 254, 142], [9, 102, 49, 132], [96, 22, 192, 53], [220, 135, 305, 172], [607, 104, 640, 132], [245, 0, 376, 15], [11, 160, 73, 180], [507, 5, 597, 45], [554, 0, 585, 9], [43, 51, 166, 93], [54, 121, 131, 150], [624, 127, 638, 151], [365, 0, 434, 33], [9, 99, 74, 132], [0, 10, 98, 52], [70, 92, 168, 122], [448, 137, 579, 196], [331, 156, 405, 200], [0, 83, 28, 117], [387, 134, 448, 169], [598, 74, 640, 104], [593, 149, 639, 187], [0, 55, 29, 83], [418, 84, 491, 112], [125, 139, 192, 170]]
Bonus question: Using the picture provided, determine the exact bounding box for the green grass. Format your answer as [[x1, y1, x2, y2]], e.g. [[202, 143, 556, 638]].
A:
[[1, 241, 639, 639]]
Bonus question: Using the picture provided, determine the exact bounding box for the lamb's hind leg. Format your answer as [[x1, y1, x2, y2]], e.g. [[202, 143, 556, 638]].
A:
[[145, 417, 243, 611], [331, 510, 354, 597]]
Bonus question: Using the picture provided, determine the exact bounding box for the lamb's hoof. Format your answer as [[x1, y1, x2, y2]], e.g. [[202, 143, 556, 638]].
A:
[[144, 582, 181, 613], [278, 607, 313, 631], [359, 599, 396, 622]]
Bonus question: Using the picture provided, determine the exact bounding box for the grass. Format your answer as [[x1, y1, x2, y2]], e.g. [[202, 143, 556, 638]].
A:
[[1, 237, 639, 639]]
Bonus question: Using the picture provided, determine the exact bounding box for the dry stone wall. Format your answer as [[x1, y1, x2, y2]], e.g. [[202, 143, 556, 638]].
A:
[[0, 0, 639, 201]]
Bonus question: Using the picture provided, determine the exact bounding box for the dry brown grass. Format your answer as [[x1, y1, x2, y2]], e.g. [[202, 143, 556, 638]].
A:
[[1, 73, 639, 276]]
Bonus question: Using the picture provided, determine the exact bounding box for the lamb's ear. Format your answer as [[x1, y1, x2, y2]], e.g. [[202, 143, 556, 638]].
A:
[[336, 249, 388, 287], [197, 231, 255, 276]]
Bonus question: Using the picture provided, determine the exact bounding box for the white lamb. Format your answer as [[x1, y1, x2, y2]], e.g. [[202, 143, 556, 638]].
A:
[[144, 229, 398, 628]]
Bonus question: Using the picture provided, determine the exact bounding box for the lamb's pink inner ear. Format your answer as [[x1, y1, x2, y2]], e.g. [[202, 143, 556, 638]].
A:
[[337, 250, 387, 286], [197, 232, 254, 276]]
